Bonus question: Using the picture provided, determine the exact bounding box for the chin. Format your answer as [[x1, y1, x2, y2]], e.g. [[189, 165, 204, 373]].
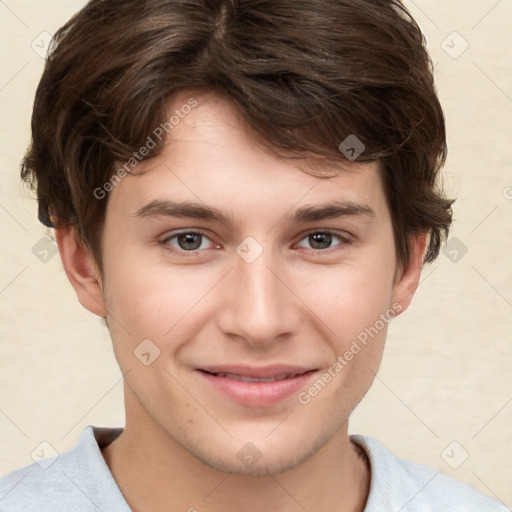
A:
[[179, 425, 331, 476], [197, 446, 312, 476]]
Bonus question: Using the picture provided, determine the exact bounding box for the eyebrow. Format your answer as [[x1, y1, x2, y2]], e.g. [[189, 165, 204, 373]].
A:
[[134, 199, 375, 225]]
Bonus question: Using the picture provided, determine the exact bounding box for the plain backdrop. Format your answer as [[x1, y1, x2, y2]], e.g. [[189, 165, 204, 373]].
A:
[[1, 0, 511, 506]]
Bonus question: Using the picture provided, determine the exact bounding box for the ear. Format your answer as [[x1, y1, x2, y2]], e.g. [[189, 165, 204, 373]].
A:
[[53, 226, 107, 317], [391, 233, 428, 316]]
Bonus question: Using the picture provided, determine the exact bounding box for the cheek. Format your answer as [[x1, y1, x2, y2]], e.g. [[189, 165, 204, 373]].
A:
[[105, 272, 179, 335], [102, 249, 218, 351], [302, 256, 396, 341]]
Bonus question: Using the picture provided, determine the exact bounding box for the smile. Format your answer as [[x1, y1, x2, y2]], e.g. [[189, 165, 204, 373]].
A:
[[196, 366, 318, 407], [208, 372, 305, 382]]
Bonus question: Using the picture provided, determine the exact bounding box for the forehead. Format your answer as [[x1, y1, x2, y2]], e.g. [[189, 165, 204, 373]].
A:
[[105, 91, 387, 224]]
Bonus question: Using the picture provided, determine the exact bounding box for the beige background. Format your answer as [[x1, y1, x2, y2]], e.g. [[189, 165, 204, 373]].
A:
[[1, 0, 511, 506]]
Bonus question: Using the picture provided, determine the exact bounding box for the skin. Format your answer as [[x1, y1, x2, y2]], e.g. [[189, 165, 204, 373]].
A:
[[55, 90, 426, 512]]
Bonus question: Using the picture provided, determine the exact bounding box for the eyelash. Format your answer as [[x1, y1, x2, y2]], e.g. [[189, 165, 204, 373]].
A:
[[160, 229, 352, 256]]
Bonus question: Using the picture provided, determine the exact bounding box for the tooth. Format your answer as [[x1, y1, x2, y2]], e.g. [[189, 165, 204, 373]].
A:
[[212, 372, 300, 382], [241, 375, 270, 382]]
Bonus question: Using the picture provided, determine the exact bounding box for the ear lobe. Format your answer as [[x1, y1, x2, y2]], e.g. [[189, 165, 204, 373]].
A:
[[53, 226, 107, 317], [391, 234, 428, 315]]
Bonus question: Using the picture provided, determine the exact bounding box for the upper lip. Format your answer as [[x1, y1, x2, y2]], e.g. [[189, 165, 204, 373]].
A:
[[197, 364, 317, 379]]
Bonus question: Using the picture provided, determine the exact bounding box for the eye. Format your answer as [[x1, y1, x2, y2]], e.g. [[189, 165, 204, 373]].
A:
[[296, 230, 350, 252], [161, 230, 216, 253]]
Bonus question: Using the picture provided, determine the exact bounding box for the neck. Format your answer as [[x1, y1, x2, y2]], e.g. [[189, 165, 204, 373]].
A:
[[102, 399, 370, 512]]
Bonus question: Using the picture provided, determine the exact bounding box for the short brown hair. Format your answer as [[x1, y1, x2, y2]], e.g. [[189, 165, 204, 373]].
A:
[[22, 0, 453, 271]]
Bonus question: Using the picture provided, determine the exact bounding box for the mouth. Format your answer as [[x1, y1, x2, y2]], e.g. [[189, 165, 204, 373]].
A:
[[202, 371, 308, 383], [196, 365, 318, 407]]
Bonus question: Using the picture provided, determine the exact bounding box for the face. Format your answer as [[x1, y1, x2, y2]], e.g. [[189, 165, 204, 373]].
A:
[[92, 90, 419, 475]]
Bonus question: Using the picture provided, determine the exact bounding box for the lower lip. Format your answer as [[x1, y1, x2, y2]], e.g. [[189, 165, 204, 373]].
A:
[[196, 370, 317, 407]]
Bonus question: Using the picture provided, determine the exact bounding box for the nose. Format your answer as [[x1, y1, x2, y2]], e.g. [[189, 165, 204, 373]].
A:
[[215, 243, 300, 347]]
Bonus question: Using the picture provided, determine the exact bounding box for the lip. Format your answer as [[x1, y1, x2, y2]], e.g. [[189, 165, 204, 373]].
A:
[[196, 364, 318, 407]]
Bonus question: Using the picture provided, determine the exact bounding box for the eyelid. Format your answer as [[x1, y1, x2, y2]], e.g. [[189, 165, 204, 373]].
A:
[[160, 229, 219, 252], [161, 228, 211, 243], [294, 229, 352, 251], [160, 228, 353, 257]]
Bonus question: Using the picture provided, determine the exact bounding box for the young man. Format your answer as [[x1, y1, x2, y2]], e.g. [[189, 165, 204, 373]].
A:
[[0, 1, 508, 511]]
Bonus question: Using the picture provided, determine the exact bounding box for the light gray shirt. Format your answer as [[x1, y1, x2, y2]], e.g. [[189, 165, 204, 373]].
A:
[[0, 425, 508, 511]]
